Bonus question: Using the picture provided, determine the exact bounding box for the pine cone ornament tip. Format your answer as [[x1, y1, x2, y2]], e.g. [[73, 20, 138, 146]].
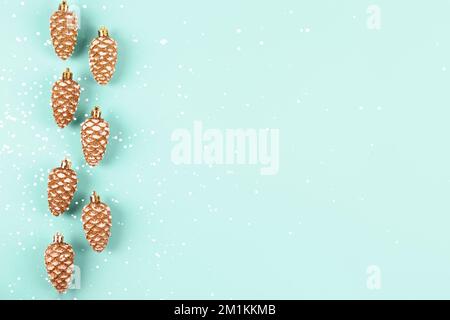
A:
[[44, 233, 75, 294], [99, 26, 109, 37], [92, 106, 101, 118], [53, 232, 64, 243], [62, 67, 72, 80], [60, 0, 68, 10], [91, 191, 100, 203], [61, 158, 71, 169]]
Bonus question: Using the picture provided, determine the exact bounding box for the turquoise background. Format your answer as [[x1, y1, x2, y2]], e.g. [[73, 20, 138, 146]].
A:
[[1, 0, 450, 299]]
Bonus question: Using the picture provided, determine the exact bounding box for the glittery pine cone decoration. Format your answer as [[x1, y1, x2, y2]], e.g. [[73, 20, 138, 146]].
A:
[[51, 68, 80, 128], [44, 233, 75, 293], [81, 107, 110, 167], [89, 27, 118, 85], [82, 192, 112, 252], [50, 1, 78, 60], [48, 159, 78, 217]]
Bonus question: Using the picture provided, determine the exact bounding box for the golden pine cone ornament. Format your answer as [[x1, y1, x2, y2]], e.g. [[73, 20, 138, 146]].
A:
[[89, 27, 118, 85], [82, 192, 112, 252], [51, 68, 80, 128], [48, 159, 78, 217], [81, 107, 110, 167], [50, 1, 78, 60], [44, 233, 75, 293]]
